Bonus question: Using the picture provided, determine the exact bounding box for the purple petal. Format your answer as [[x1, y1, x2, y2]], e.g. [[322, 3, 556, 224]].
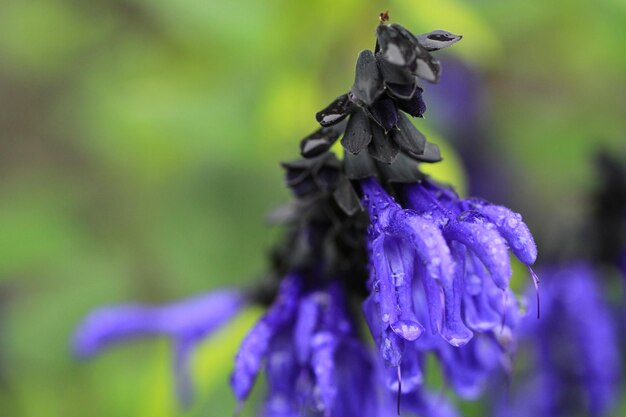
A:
[[384, 238, 424, 341], [436, 337, 497, 399], [371, 235, 400, 327], [360, 178, 403, 232], [293, 294, 320, 364], [311, 332, 339, 411], [462, 284, 501, 332], [445, 215, 512, 289], [263, 332, 301, 417], [414, 261, 443, 337], [331, 341, 378, 417], [231, 275, 301, 401], [72, 289, 244, 358], [474, 203, 537, 265], [439, 242, 474, 346], [393, 212, 472, 347], [362, 295, 404, 367]]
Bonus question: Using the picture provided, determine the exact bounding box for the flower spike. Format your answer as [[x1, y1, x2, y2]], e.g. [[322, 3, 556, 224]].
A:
[[73, 16, 538, 417]]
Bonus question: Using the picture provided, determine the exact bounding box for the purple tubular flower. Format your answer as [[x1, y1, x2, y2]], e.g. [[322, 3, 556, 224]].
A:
[[262, 332, 302, 417], [231, 274, 301, 402], [72, 289, 245, 405], [463, 198, 537, 265], [361, 178, 469, 351], [359, 176, 536, 400], [437, 334, 505, 399], [233, 277, 387, 416], [494, 263, 620, 417]]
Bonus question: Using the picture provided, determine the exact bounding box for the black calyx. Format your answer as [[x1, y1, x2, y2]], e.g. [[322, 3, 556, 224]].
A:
[[376, 24, 418, 68], [295, 22, 457, 197], [391, 113, 426, 158], [341, 109, 373, 154], [257, 19, 462, 306], [376, 23, 442, 84], [415, 142, 442, 163], [350, 50, 385, 106], [385, 82, 417, 100], [368, 122, 399, 164], [283, 153, 342, 199], [282, 153, 362, 217], [397, 87, 426, 118], [300, 119, 347, 158], [333, 177, 362, 216], [344, 147, 423, 184], [368, 97, 398, 132], [376, 152, 425, 184], [414, 30, 463, 52], [316, 94, 354, 127], [344, 150, 377, 180]]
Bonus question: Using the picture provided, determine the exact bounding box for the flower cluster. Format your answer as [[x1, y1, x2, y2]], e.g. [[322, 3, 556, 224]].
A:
[[72, 17, 539, 417], [360, 177, 534, 399]]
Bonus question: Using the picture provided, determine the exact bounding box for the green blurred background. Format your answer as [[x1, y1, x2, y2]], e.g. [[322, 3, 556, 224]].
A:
[[0, 0, 625, 416]]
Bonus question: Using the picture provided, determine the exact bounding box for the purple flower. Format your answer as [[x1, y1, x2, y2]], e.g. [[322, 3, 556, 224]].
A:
[[493, 263, 620, 417], [360, 177, 535, 397], [72, 18, 540, 417], [72, 289, 245, 405], [231, 275, 386, 416]]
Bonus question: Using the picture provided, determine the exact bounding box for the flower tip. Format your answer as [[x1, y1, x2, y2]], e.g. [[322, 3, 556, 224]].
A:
[[441, 326, 473, 347], [71, 329, 97, 359], [391, 320, 424, 341], [71, 308, 125, 359]]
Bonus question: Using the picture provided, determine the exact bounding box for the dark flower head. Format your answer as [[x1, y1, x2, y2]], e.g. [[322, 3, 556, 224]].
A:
[[301, 23, 462, 176]]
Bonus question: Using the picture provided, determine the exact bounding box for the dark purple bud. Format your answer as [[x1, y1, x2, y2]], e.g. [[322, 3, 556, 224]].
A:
[[368, 97, 398, 132], [397, 86, 427, 118], [350, 50, 384, 106], [390, 113, 426, 158], [315, 94, 353, 127], [415, 30, 463, 51]]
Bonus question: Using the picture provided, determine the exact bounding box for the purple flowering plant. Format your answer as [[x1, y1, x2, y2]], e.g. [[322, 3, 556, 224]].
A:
[[73, 14, 540, 416]]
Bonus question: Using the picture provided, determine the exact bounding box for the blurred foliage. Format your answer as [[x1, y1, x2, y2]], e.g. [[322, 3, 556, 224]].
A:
[[0, 0, 625, 416]]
